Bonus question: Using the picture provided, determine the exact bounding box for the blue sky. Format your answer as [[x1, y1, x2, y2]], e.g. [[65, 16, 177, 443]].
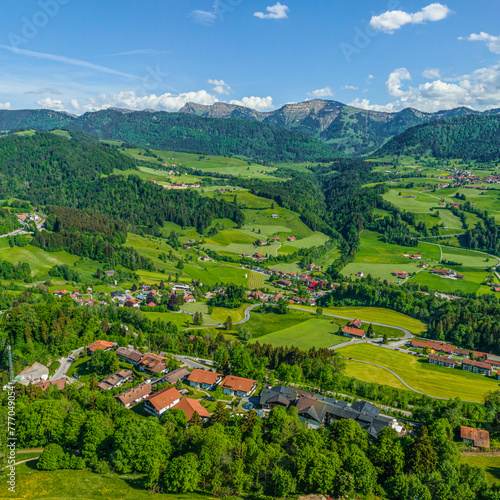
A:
[[0, 0, 499, 114]]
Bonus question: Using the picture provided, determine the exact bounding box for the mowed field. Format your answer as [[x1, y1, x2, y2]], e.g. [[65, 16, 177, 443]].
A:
[[289, 304, 426, 334], [12, 461, 211, 500], [339, 344, 500, 402]]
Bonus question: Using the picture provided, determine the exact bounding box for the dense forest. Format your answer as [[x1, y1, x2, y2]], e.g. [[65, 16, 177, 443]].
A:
[[376, 115, 500, 162], [66, 109, 338, 163]]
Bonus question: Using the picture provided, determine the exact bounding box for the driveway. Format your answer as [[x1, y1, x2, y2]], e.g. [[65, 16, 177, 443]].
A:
[[50, 346, 84, 381]]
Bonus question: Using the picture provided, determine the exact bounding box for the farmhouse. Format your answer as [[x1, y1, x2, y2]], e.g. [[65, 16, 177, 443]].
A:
[[287, 236, 296, 241], [461, 359, 492, 376], [144, 387, 182, 417], [87, 340, 114, 356], [428, 354, 457, 369], [115, 347, 143, 365], [460, 426, 490, 448], [259, 385, 298, 409], [98, 369, 133, 391], [115, 383, 152, 408], [187, 369, 223, 390], [348, 319, 362, 329], [393, 271, 409, 277], [171, 398, 211, 421], [342, 326, 366, 339], [220, 375, 257, 397]]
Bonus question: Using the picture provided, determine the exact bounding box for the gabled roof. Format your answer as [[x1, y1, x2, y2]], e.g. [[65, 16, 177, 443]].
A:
[[115, 347, 143, 363], [87, 340, 114, 352], [146, 387, 182, 412], [187, 369, 222, 386], [34, 378, 66, 391], [259, 385, 298, 407], [351, 400, 380, 418], [342, 326, 365, 337], [220, 375, 257, 393], [172, 398, 211, 420], [116, 383, 152, 405], [462, 358, 491, 370], [460, 426, 490, 448], [164, 368, 190, 384], [348, 319, 362, 329]]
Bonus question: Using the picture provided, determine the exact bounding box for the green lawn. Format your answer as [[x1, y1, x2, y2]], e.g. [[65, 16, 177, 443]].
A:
[[339, 344, 500, 402], [11, 461, 212, 499], [461, 455, 500, 486], [251, 318, 347, 349], [211, 304, 249, 324], [344, 360, 408, 391], [143, 311, 194, 329], [290, 305, 426, 334]]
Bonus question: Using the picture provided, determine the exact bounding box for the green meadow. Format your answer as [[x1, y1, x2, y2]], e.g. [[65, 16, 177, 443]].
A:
[[461, 455, 500, 486], [340, 344, 500, 402]]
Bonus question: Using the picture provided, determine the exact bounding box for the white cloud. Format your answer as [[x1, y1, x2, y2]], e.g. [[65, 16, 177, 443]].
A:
[[190, 10, 217, 25], [351, 64, 500, 113], [0, 102, 10, 110], [0, 45, 137, 79], [37, 97, 64, 111], [341, 85, 359, 90], [107, 49, 167, 56], [370, 3, 452, 34], [70, 90, 219, 114], [254, 2, 289, 20], [229, 96, 274, 111], [422, 68, 441, 79], [307, 87, 335, 97], [387, 68, 412, 97], [208, 79, 232, 95], [459, 32, 500, 54]]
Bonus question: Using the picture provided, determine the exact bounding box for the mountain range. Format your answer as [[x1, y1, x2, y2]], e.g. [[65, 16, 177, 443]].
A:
[[0, 99, 499, 158]]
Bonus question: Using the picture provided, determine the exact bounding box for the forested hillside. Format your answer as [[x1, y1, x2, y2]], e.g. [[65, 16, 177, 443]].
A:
[[0, 131, 244, 233], [375, 115, 500, 161], [66, 109, 337, 162]]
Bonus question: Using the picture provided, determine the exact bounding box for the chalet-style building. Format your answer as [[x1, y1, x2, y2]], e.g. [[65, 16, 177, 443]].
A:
[[115, 347, 143, 365], [144, 387, 182, 417], [428, 354, 457, 369], [171, 398, 211, 421], [115, 383, 152, 408], [98, 369, 133, 391], [87, 340, 114, 356], [460, 426, 490, 448], [220, 375, 257, 397], [259, 385, 298, 409], [187, 369, 223, 390], [461, 359, 492, 376], [348, 319, 362, 329]]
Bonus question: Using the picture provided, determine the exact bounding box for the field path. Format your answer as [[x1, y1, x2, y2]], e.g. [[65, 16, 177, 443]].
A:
[[347, 358, 477, 402]]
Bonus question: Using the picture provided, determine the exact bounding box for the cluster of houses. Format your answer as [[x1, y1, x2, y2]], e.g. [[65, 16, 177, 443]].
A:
[[109, 283, 196, 308], [17, 212, 42, 224], [259, 385, 404, 437], [411, 339, 500, 377], [149, 179, 201, 190], [429, 269, 464, 280]]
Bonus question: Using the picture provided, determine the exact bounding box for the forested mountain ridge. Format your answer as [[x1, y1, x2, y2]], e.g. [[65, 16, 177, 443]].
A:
[[374, 114, 500, 161], [0, 101, 499, 159], [180, 99, 500, 156]]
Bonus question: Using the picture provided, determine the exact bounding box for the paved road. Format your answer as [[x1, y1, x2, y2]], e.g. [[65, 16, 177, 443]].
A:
[[168, 354, 212, 369], [346, 358, 478, 403], [233, 303, 260, 325], [184, 303, 261, 331], [50, 346, 84, 381]]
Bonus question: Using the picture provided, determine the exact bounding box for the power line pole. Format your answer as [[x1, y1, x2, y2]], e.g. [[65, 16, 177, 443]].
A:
[[7, 345, 14, 382]]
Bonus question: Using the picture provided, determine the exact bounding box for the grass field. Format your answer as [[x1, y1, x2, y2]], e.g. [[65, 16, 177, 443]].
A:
[[340, 344, 500, 402], [211, 304, 249, 324], [143, 311, 194, 329], [344, 361, 408, 391], [10, 461, 212, 499], [290, 304, 426, 334], [461, 455, 500, 486], [252, 318, 347, 349]]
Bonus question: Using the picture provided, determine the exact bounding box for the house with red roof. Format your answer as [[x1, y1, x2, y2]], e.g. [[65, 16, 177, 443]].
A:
[[342, 326, 366, 339], [460, 426, 490, 448], [87, 340, 114, 356], [115, 383, 152, 408]]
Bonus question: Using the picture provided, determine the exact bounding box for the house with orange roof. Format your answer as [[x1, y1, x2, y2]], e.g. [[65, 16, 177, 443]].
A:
[[187, 369, 223, 390], [342, 326, 366, 339], [34, 378, 66, 391], [172, 398, 211, 421], [87, 340, 114, 356], [220, 375, 257, 397], [115, 383, 152, 408], [144, 387, 182, 417]]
